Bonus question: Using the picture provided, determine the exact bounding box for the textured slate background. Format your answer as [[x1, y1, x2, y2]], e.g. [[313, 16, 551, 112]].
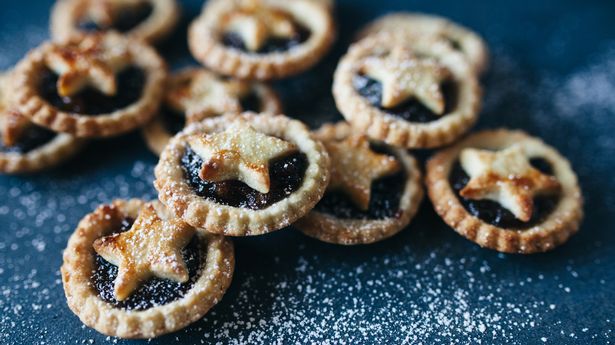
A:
[[1, 0, 614, 344]]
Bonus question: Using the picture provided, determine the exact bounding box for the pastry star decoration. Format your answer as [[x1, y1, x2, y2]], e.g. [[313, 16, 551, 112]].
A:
[[223, 0, 298, 52], [167, 71, 247, 124], [45, 34, 130, 97], [87, 0, 145, 28], [360, 46, 451, 114], [187, 123, 297, 193], [93, 202, 195, 301], [325, 135, 400, 210], [459, 145, 561, 222]]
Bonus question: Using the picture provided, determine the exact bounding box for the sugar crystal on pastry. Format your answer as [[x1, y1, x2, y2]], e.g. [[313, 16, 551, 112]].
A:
[[44, 33, 131, 97], [186, 122, 297, 194], [324, 134, 400, 210], [93, 202, 195, 301], [459, 145, 561, 222], [359, 46, 451, 114], [222, 0, 299, 52]]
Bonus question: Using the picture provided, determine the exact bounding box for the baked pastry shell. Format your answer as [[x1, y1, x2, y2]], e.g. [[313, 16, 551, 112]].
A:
[[0, 71, 85, 173], [50, 0, 181, 44], [0, 133, 85, 174], [154, 112, 331, 236], [188, 0, 336, 80], [333, 32, 482, 149], [356, 12, 489, 75], [12, 32, 167, 138], [61, 199, 235, 339], [425, 129, 583, 254], [142, 68, 283, 156], [296, 122, 424, 245]]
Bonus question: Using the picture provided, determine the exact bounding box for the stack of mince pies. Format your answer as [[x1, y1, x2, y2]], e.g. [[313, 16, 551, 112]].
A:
[[0, 0, 583, 340]]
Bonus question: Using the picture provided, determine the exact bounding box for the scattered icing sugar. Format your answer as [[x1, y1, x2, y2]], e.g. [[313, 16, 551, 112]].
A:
[[0, 18, 614, 345]]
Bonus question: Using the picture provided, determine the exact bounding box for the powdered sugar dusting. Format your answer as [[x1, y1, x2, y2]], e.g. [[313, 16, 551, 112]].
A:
[[0, 8, 614, 345]]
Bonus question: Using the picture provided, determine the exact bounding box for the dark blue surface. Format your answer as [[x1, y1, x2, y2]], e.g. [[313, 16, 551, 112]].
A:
[[1, 1, 614, 344]]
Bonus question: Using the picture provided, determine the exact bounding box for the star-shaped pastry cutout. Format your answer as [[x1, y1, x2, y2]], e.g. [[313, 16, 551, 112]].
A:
[[45, 34, 130, 97], [166, 71, 247, 123], [223, 0, 298, 52], [360, 46, 451, 114], [325, 135, 401, 210], [459, 145, 561, 222], [186, 123, 297, 194], [93, 202, 195, 301]]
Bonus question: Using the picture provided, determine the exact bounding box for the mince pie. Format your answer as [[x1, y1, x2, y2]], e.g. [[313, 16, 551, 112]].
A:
[[154, 112, 330, 236], [61, 199, 234, 338], [296, 122, 423, 245], [425, 129, 583, 254], [357, 13, 489, 75], [333, 32, 481, 149], [0, 71, 84, 174], [12, 32, 166, 138], [51, 0, 180, 44], [188, 0, 335, 80], [143, 68, 282, 155]]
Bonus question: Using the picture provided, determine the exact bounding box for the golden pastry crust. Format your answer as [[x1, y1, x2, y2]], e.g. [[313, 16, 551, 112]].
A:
[[154, 112, 330, 236], [188, 0, 335, 80], [12, 32, 167, 138], [206, 0, 335, 11], [295, 122, 423, 245], [425, 129, 583, 254], [356, 12, 489, 75], [0, 71, 84, 174], [142, 68, 282, 156], [0, 127, 84, 174], [333, 32, 481, 149], [61, 199, 235, 339], [309, 0, 334, 10], [51, 0, 181, 44]]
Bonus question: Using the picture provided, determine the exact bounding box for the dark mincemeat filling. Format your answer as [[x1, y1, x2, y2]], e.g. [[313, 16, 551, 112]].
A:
[[449, 157, 560, 229], [181, 146, 308, 210], [315, 172, 406, 220], [78, 2, 154, 33], [160, 105, 186, 135], [353, 74, 458, 123], [239, 90, 262, 113], [39, 66, 146, 115], [222, 24, 311, 54], [91, 217, 202, 311], [315, 145, 406, 220], [0, 125, 57, 154]]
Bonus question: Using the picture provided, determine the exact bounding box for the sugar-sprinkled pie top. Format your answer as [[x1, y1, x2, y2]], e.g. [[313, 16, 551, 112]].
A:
[[154, 113, 330, 236], [221, 0, 301, 53], [359, 46, 451, 114], [186, 123, 298, 194], [93, 202, 195, 301], [325, 134, 400, 211], [44, 33, 131, 98], [166, 70, 247, 123], [459, 145, 561, 222]]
